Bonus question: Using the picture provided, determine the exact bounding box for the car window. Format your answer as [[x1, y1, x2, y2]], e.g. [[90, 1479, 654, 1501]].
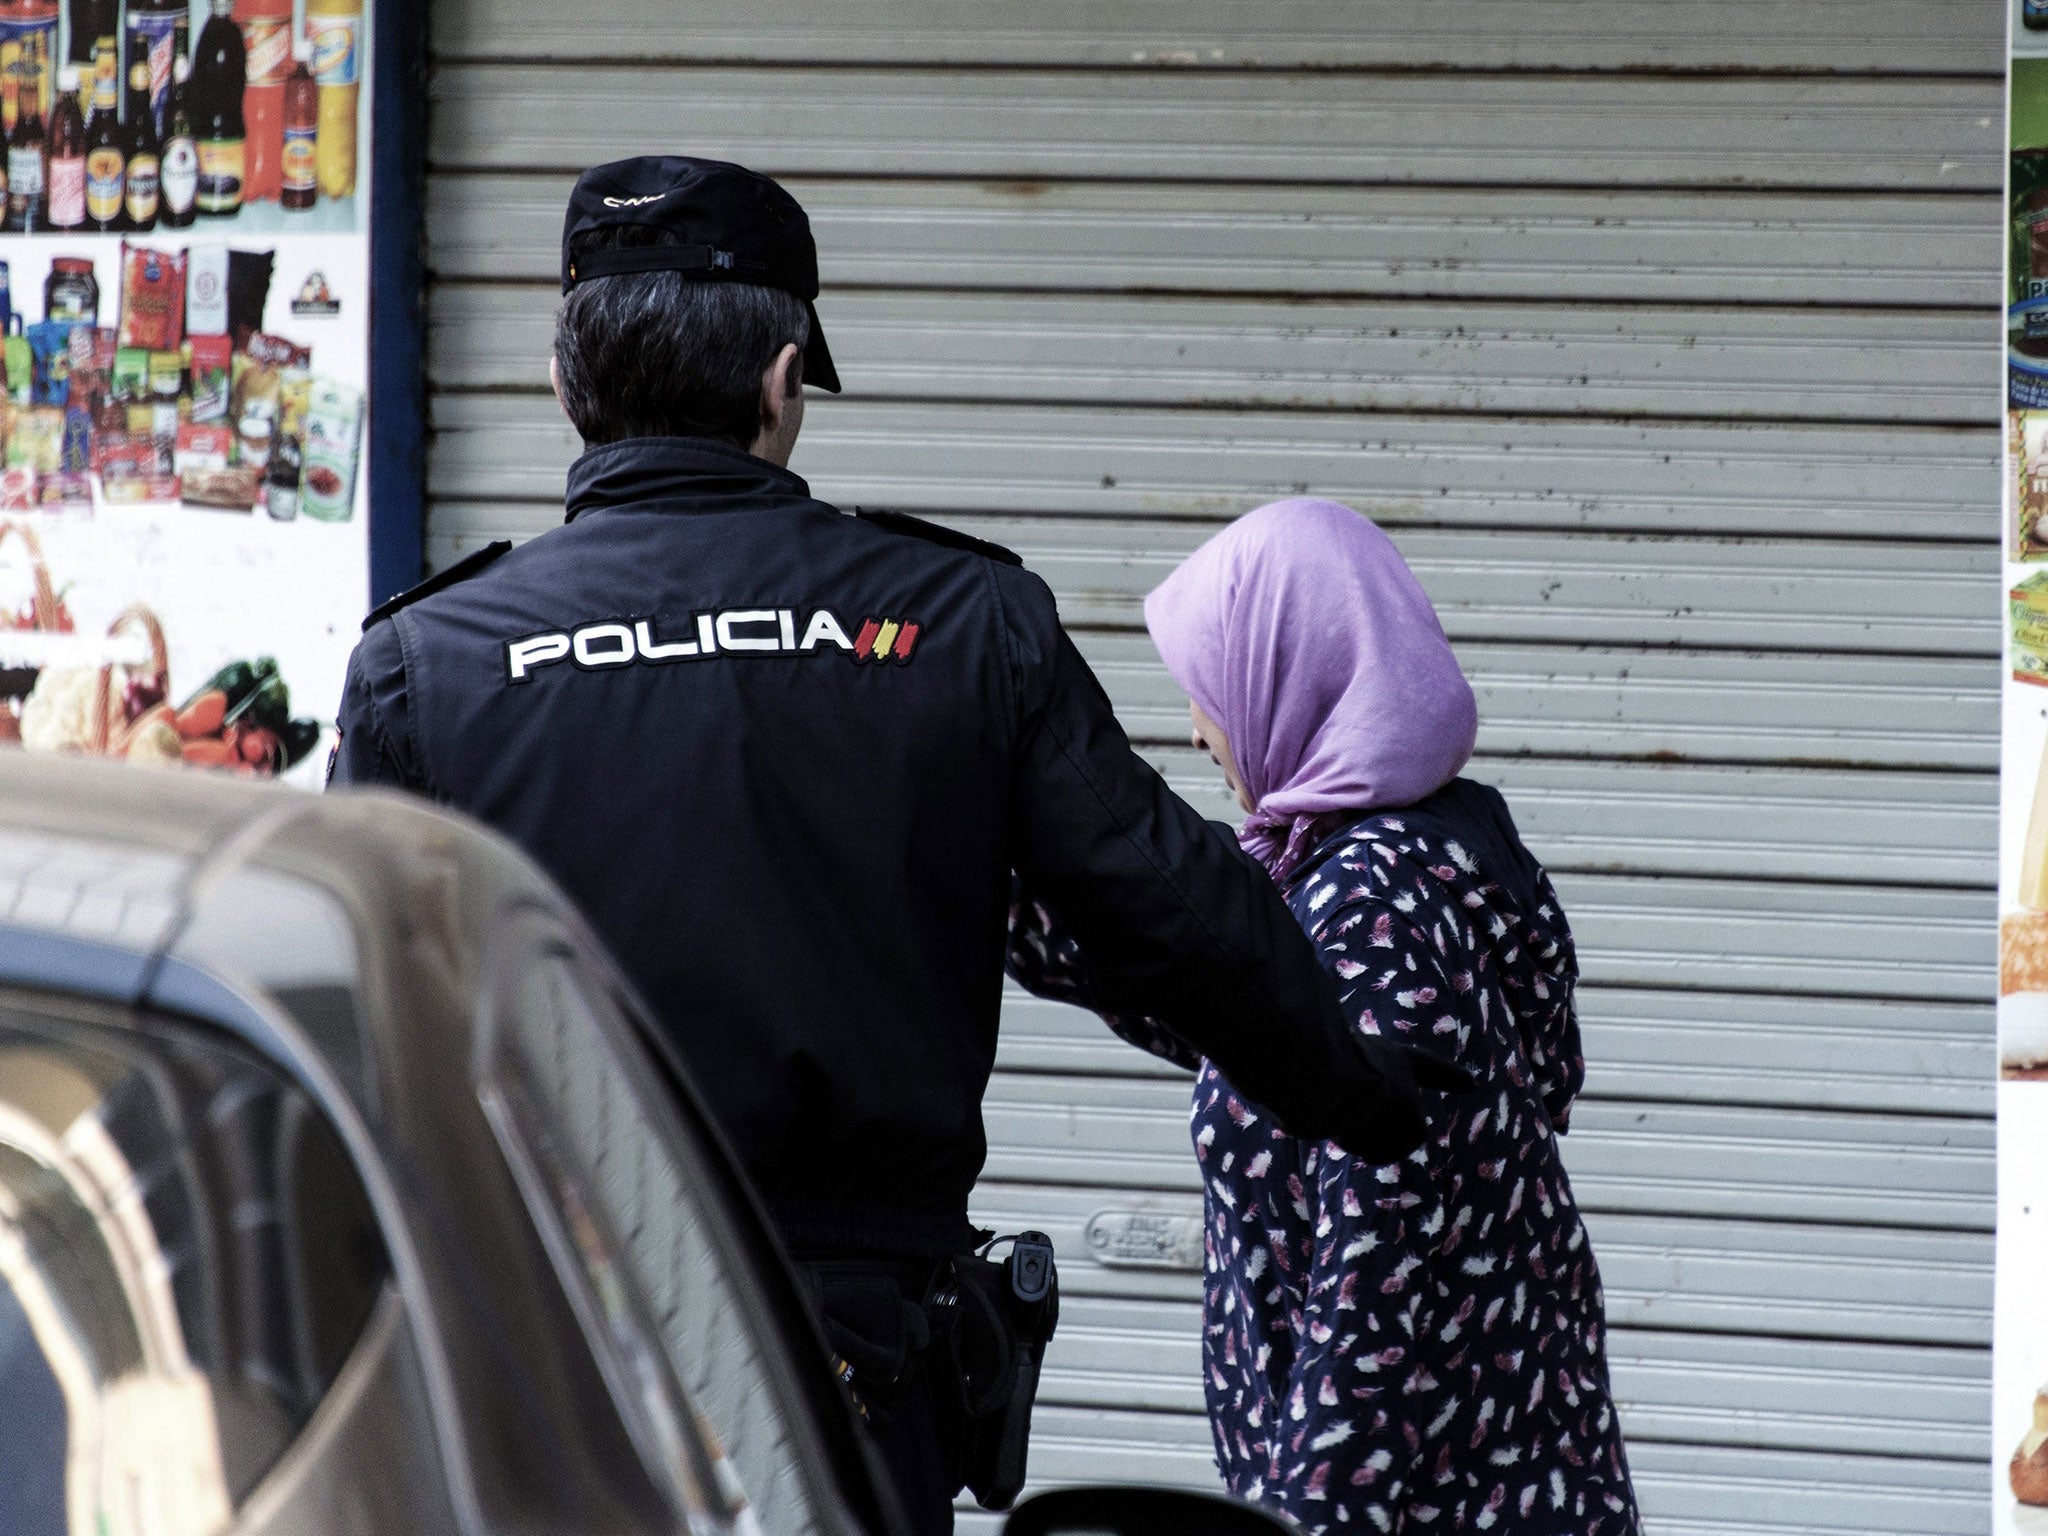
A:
[[0, 988, 388, 1536], [480, 923, 842, 1536]]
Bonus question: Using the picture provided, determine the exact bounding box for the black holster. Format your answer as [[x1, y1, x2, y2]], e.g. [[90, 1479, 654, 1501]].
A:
[[934, 1231, 1059, 1511]]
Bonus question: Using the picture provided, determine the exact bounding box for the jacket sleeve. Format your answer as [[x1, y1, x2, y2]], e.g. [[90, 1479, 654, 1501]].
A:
[[994, 563, 1430, 1159], [328, 618, 426, 791], [1006, 874, 1205, 1073]]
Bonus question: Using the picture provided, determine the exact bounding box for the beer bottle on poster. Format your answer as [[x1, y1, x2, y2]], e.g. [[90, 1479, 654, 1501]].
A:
[[159, 56, 196, 226], [306, 0, 358, 200], [280, 43, 314, 210], [191, 0, 244, 217], [123, 0, 188, 141], [1, 44, 18, 139], [13, 1, 56, 124], [84, 35, 122, 231], [122, 56, 158, 230], [3, 56, 40, 232], [65, 0, 114, 67], [233, 0, 288, 203], [45, 66, 84, 230]]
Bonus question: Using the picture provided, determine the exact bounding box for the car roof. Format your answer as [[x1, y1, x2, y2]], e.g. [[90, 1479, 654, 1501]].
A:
[[0, 748, 559, 1052]]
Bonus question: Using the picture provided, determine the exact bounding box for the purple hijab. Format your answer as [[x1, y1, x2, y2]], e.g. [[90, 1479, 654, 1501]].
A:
[[1143, 499, 1477, 881]]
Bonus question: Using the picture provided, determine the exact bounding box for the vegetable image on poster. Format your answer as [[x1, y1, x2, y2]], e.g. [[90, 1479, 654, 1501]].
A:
[[0, 0, 372, 785]]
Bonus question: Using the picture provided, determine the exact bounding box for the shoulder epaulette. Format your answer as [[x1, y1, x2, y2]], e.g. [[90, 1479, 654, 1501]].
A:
[[361, 540, 513, 631], [855, 509, 1021, 567]]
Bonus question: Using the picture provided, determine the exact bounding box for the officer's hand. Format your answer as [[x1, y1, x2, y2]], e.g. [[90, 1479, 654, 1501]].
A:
[[1323, 1033, 1476, 1165]]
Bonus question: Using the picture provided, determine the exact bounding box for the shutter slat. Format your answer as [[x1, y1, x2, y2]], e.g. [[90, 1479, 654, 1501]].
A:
[[427, 175, 1998, 307], [428, 395, 1998, 542], [1036, 1296, 1987, 1459], [427, 507, 1997, 657], [1077, 634, 1993, 772], [432, 0, 2001, 73], [995, 985, 1994, 1117], [427, 65, 1999, 191], [979, 1073, 1992, 1226], [431, 287, 1994, 425], [969, 1184, 1991, 1345]]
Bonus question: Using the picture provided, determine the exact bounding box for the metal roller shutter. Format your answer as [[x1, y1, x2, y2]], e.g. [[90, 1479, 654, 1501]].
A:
[[421, 5, 2000, 1531]]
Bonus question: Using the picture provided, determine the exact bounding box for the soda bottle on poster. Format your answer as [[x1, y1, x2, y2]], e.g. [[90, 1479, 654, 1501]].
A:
[[64, 0, 113, 67], [159, 56, 196, 227], [83, 34, 122, 232], [233, 0, 288, 203], [191, 0, 245, 217], [280, 42, 314, 210], [306, 0, 358, 200], [45, 65, 84, 231], [122, 54, 159, 230], [123, 0, 188, 141]]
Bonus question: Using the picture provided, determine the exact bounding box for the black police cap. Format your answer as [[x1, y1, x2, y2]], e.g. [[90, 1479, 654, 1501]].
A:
[[561, 155, 841, 393]]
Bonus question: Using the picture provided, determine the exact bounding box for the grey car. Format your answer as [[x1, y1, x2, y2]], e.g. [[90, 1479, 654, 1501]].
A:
[[0, 752, 1288, 1536]]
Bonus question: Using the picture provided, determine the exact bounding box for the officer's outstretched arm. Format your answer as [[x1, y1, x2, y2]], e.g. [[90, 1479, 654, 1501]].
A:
[[1000, 576, 1462, 1162]]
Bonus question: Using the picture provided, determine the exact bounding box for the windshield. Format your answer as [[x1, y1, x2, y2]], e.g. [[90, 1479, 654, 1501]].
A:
[[0, 987, 387, 1536]]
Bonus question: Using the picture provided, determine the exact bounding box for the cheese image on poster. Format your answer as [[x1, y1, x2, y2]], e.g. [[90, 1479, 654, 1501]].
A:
[[0, 1, 373, 787]]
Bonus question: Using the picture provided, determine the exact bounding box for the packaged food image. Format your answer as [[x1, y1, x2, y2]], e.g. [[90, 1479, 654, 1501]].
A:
[[25, 322, 74, 407], [2017, 571, 2048, 686], [111, 346, 149, 404], [231, 333, 308, 474], [0, 467, 33, 510], [227, 250, 276, 346], [266, 367, 310, 520], [181, 463, 263, 512], [186, 245, 229, 336], [117, 242, 188, 353], [4, 331, 29, 407], [188, 333, 231, 422], [59, 404, 90, 476], [7, 407, 63, 475], [300, 378, 362, 522], [98, 431, 177, 503], [65, 327, 109, 411], [38, 473, 91, 513], [93, 430, 149, 475], [148, 348, 183, 405], [173, 421, 233, 475], [43, 256, 98, 325]]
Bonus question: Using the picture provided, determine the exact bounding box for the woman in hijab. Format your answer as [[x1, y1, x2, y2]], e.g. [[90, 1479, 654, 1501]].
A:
[[1010, 498, 1639, 1535]]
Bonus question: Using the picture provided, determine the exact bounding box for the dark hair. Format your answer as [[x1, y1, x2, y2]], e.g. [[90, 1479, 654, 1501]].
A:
[[553, 227, 810, 449]]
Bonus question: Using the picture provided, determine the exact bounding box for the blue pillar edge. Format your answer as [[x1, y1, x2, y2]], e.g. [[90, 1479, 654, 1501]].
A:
[[367, 0, 428, 608]]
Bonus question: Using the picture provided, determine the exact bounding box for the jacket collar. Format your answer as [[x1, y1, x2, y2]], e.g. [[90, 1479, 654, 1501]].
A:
[[563, 435, 814, 522]]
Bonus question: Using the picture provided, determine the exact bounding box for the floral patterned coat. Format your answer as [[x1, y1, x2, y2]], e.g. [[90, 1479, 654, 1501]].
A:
[[1010, 783, 1640, 1535]]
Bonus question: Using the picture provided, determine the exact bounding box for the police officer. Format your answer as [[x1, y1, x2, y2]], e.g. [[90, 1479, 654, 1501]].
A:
[[333, 156, 1464, 1533]]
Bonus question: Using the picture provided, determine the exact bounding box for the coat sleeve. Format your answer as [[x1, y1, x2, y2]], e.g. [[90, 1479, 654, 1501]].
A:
[[328, 618, 426, 790], [992, 562, 1431, 1161], [1005, 874, 1204, 1072]]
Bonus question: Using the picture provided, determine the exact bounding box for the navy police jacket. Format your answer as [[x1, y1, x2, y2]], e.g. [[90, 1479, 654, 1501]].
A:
[[334, 436, 1412, 1253]]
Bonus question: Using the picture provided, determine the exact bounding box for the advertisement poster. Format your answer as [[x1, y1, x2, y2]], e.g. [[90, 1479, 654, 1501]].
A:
[[0, 0, 370, 785], [2002, 7, 2048, 1530]]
